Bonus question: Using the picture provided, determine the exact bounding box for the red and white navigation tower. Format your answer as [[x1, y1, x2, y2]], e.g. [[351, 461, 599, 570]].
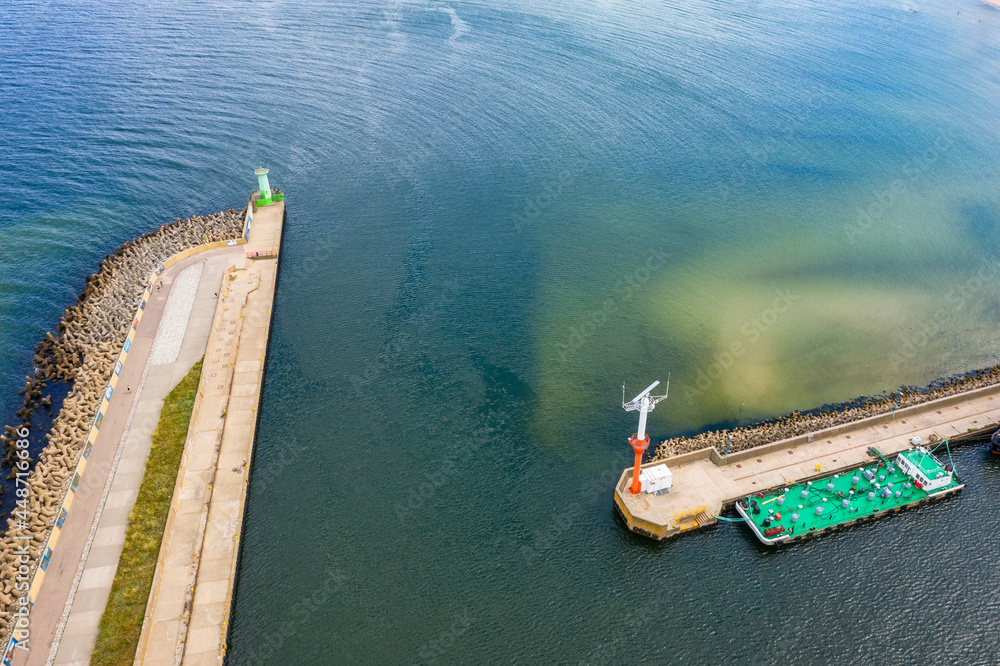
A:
[[622, 378, 669, 495]]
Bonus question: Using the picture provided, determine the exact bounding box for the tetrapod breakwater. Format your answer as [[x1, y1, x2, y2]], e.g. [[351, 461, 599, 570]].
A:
[[0, 208, 246, 641], [652, 365, 1000, 462]]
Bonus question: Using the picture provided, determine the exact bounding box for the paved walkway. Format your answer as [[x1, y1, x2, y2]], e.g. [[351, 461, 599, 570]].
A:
[[11, 246, 243, 666], [135, 201, 283, 665], [616, 384, 1000, 538]]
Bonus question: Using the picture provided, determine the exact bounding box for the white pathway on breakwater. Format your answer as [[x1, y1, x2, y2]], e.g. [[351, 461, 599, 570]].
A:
[[13, 249, 241, 666], [46, 260, 206, 664], [149, 262, 204, 367]]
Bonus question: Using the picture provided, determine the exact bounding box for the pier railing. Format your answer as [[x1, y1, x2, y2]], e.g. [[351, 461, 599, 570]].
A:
[[245, 249, 277, 259], [674, 506, 707, 526]]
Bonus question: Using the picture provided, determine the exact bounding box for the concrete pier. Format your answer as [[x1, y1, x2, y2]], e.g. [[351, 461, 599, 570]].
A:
[[615, 382, 1000, 540], [15, 249, 244, 666], [134, 199, 283, 664], [5, 197, 284, 665]]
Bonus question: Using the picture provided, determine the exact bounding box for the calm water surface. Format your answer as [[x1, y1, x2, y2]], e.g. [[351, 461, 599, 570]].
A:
[[3, 0, 1000, 663]]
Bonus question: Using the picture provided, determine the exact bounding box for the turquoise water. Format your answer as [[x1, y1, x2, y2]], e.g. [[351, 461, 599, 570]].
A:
[[4, 0, 1000, 662]]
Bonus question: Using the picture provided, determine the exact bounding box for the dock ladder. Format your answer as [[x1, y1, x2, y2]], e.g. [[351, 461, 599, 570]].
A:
[[868, 446, 892, 466], [673, 505, 709, 530]]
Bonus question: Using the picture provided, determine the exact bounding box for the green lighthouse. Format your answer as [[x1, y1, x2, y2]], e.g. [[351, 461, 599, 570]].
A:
[[254, 166, 272, 206]]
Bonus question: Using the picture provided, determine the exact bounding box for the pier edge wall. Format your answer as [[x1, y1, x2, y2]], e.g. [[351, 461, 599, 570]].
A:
[[1, 214, 248, 655], [615, 381, 1000, 540]]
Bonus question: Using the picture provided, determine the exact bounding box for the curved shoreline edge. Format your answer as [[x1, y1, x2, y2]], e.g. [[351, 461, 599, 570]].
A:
[[0, 207, 250, 648], [653, 365, 1000, 461]]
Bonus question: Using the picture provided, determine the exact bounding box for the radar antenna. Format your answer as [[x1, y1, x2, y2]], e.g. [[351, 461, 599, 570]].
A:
[[621, 374, 669, 495]]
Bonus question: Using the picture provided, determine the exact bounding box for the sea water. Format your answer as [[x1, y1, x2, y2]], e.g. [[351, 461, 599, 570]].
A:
[[2, 0, 1000, 662]]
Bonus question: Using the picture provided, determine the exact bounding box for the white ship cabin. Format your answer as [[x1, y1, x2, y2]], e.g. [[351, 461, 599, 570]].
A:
[[895, 446, 952, 492]]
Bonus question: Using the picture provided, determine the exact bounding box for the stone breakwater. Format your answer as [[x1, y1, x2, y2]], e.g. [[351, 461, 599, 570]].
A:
[[653, 365, 1000, 461], [0, 209, 245, 635]]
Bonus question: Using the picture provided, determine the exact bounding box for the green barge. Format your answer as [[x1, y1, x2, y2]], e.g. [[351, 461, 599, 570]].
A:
[[735, 444, 963, 545]]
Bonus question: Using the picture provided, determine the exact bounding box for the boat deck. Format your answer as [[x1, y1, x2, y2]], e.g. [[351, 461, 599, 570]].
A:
[[735, 447, 963, 545]]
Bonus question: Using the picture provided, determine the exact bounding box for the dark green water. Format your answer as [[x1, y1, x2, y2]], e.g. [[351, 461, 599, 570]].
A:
[[3, 0, 1000, 662]]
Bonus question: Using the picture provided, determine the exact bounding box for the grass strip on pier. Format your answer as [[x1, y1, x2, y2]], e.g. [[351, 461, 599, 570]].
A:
[[91, 359, 203, 666]]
